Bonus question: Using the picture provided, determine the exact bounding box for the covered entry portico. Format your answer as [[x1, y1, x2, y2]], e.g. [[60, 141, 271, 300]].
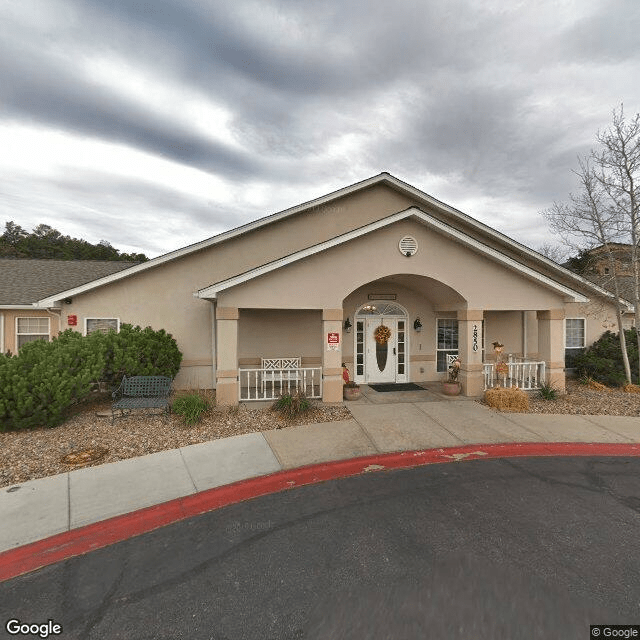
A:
[[196, 209, 589, 405]]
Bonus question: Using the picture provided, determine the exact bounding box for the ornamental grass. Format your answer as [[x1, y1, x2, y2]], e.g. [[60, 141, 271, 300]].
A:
[[484, 387, 530, 413], [579, 376, 610, 392]]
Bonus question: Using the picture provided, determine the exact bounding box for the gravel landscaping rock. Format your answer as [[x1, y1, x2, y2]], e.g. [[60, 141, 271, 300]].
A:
[[2, 380, 638, 489], [0, 392, 351, 489], [523, 379, 640, 416]]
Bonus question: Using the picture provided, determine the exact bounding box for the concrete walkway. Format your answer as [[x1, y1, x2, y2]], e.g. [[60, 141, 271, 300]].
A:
[[2, 389, 640, 554]]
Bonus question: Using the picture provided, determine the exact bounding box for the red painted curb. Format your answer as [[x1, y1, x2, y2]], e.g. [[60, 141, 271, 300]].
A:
[[1, 441, 639, 582]]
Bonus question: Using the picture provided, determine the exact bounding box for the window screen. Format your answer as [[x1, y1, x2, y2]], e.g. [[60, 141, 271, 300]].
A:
[[17, 317, 49, 349], [86, 318, 119, 334], [565, 319, 585, 349], [437, 319, 459, 372]]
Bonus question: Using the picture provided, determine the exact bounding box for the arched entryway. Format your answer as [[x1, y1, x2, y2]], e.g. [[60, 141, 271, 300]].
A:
[[354, 301, 408, 384]]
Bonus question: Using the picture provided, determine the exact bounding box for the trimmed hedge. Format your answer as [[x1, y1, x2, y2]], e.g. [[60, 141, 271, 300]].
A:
[[99, 324, 183, 387], [573, 329, 639, 386], [0, 324, 182, 431]]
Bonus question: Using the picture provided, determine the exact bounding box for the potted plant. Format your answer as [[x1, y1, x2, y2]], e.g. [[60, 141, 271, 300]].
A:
[[442, 357, 462, 396], [342, 363, 361, 400]]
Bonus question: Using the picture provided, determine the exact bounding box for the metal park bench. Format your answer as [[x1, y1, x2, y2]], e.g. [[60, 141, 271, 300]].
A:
[[111, 375, 172, 424]]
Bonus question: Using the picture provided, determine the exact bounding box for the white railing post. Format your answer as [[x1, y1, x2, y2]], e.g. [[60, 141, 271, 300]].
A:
[[238, 367, 322, 401], [483, 363, 495, 390], [482, 360, 546, 391]]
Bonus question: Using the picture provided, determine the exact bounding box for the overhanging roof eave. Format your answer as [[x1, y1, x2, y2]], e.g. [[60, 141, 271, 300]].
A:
[[196, 208, 590, 303]]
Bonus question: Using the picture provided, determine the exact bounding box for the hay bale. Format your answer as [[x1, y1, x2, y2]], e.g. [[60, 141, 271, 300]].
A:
[[622, 383, 640, 394], [484, 387, 530, 412]]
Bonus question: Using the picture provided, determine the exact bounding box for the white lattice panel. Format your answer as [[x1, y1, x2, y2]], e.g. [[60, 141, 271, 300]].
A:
[[261, 358, 300, 370]]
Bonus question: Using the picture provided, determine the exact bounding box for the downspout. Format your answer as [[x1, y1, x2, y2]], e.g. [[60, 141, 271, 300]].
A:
[[0, 312, 4, 354], [210, 300, 217, 389], [45, 307, 63, 340], [522, 311, 527, 359]]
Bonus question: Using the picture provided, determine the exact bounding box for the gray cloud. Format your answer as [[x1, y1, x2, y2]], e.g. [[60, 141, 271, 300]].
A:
[[0, 0, 639, 257], [560, 0, 640, 63], [45, 172, 262, 253], [0, 41, 262, 179]]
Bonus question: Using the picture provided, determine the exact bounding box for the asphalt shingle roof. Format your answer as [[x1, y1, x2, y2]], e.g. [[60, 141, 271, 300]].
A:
[[0, 259, 138, 305], [584, 273, 636, 305]]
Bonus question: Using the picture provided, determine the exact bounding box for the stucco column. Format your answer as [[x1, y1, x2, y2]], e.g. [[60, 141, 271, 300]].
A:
[[322, 308, 343, 403], [537, 309, 565, 392], [457, 309, 484, 397], [216, 306, 239, 405]]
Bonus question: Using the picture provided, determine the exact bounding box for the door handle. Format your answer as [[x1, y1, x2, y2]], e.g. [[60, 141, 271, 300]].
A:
[[393, 347, 396, 355]]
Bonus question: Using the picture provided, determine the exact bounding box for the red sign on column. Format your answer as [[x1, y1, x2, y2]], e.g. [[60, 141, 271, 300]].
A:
[[327, 332, 339, 345], [67, 315, 77, 326]]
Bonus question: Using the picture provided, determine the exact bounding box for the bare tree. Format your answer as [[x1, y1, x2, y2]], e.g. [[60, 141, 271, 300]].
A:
[[535, 242, 568, 264], [592, 105, 640, 379], [542, 153, 633, 384]]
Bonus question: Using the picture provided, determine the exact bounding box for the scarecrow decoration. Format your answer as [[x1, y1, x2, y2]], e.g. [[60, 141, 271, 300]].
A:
[[493, 341, 508, 378]]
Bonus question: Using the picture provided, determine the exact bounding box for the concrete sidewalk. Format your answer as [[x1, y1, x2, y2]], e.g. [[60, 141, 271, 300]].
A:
[[2, 397, 639, 553]]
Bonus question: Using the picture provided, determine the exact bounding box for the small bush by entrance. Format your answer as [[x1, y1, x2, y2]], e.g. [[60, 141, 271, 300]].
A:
[[573, 330, 639, 386], [172, 393, 211, 426], [271, 391, 312, 421]]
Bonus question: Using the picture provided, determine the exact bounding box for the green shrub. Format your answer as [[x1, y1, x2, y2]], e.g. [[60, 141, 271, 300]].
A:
[[564, 348, 585, 369], [0, 324, 183, 431], [0, 330, 106, 431], [271, 391, 312, 420], [100, 324, 183, 387], [537, 383, 558, 401], [172, 393, 210, 426], [573, 329, 638, 386]]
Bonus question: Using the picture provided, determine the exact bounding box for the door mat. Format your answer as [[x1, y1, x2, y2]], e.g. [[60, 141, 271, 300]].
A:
[[368, 383, 426, 392]]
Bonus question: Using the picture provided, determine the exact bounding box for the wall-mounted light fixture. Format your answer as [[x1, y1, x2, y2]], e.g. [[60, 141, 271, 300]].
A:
[[64, 298, 73, 305], [413, 317, 423, 332], [344, 317, 352, 333]]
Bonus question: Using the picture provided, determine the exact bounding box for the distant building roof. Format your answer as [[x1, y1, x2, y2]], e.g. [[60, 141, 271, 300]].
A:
[[585, 273, 636, 305], [0, 259, 138, 305]]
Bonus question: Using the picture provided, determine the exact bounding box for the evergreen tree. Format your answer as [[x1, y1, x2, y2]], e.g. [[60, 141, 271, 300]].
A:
[[0, 221, 149, 262]]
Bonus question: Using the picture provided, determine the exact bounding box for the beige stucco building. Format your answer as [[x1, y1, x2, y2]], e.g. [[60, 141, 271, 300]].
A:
[[21, 173, 632, 404], [0, 258, 135, 357]]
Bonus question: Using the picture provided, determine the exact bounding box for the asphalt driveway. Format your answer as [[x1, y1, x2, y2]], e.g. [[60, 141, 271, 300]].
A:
[[2, 456, 639, 639]]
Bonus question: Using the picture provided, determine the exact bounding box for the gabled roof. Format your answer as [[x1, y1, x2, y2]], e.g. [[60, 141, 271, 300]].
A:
[[33, 172, 632, 309], [586, 273, 636, 304], [196, 207, 590, 303], [0, 259, 138, 306]]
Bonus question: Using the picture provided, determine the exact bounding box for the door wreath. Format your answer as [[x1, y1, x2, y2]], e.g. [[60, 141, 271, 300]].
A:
[[374, 324, 392, 345]]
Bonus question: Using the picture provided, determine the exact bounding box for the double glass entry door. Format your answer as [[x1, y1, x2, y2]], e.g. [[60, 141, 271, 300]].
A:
[[355, 317, 407, 384]]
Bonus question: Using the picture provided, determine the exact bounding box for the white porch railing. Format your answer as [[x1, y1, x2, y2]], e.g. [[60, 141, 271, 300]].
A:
[[239, 367, 323, 401], [483, 361, 546, 391]]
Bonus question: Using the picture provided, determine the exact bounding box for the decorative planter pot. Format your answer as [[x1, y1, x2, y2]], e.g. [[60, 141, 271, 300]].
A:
[[343, 386, 361, 401], [442, 382, 461, 396]]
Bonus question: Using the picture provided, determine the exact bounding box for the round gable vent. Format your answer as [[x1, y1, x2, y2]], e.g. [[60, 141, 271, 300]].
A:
[[399, 235, 418, 257]]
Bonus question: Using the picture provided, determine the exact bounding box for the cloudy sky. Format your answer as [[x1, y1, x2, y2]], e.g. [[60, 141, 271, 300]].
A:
[[1, 0, 639, 259]]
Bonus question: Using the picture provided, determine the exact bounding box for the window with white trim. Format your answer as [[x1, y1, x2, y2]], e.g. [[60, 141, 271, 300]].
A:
[[565, 318, 585, 349], [85, 318, 120, 335], [437, 318, 459, 372], [16, 317, 50, 350]]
